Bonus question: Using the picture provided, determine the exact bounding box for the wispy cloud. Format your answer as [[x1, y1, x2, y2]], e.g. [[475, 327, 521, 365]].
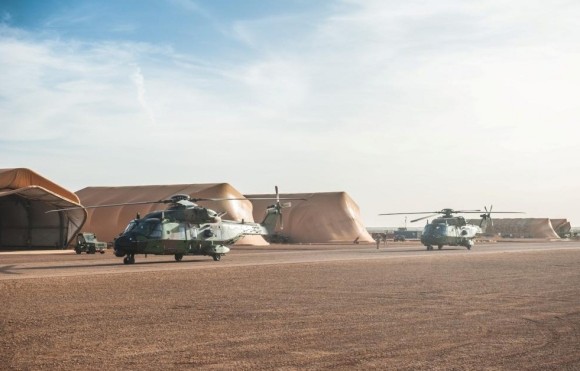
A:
[[2, 0, 580, 225], [131, 66, 156, 126]]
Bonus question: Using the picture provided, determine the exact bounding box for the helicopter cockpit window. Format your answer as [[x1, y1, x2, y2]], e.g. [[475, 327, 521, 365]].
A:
[[126, 219, 162, 237], [124, 221, 137, 233]]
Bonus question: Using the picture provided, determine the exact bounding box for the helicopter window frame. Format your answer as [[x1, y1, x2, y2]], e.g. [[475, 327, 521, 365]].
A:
[[123, 221, 138, 234], [149, 223, 163, 239], [126, 218, 162, 238]]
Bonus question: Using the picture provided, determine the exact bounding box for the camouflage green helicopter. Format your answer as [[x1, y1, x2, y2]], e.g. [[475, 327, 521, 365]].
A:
[[380, 207, 523, 251], [50, 187, 303, 264]]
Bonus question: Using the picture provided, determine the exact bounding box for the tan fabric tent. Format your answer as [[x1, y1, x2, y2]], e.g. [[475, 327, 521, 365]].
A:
[[76, 183, 268, 245], [467, 218, 562, 239], [246, 191, 374, 243], [0, 168, 86, 249]]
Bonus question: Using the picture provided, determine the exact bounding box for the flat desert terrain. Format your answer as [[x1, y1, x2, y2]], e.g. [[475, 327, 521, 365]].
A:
[[1, 241, 580, 370]]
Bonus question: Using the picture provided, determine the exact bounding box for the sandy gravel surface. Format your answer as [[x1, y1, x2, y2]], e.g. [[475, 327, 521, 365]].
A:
[[1, 243, 580, 370]]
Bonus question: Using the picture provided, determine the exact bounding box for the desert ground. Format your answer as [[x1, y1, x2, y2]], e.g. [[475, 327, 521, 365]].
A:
[[1, 241, 580, 370]]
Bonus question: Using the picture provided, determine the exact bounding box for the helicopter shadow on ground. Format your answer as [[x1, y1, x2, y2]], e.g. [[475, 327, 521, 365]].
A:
[[372, 247, 469, 253], [11, 258, 213, 273], [0, 265, 20, 275]]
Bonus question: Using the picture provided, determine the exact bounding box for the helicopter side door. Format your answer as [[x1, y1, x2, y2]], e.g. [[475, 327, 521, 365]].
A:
[[163, 222, 188, 254]]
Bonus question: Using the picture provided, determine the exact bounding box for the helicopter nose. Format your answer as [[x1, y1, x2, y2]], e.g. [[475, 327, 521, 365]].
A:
[[115, 235, 132, 248], [114, 235, 132, 256]]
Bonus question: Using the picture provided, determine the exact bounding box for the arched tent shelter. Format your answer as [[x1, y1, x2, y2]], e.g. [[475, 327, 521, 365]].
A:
[[246, 191, 374, 244], [467, 218, 562, 239], [76, 183, 268, 245], [0, 168, 86, 249]]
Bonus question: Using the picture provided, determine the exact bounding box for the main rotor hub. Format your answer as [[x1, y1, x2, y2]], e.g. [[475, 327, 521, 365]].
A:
[[169, 194, 191, 203], [440, 209, 455, 218]]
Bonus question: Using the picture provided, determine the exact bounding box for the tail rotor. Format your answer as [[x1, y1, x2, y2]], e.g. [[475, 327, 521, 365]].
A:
[[480, 205, 493, 227], [270, 186, 299, 230]]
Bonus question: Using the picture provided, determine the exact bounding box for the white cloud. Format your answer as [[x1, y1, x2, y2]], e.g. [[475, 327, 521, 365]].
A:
[[2, 1, 580, 226]]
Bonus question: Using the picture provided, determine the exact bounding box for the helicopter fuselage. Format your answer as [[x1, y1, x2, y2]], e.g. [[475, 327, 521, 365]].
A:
[[420, 217, 481, 250], [113, 204, 279, 264], [380, 207, 523, 251]]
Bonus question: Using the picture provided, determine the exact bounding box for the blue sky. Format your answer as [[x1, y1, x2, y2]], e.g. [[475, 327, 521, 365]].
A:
[[1, 0, 580, 227]]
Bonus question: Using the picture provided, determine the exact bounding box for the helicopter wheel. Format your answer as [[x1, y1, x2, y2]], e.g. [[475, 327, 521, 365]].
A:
[[426, 245, 432, 251], [175, 254, 183, 262], [123, 256, 129, 264], [212, 254, 221, 261], [123, 255, 135, 264], [438, 245, 443, 250]]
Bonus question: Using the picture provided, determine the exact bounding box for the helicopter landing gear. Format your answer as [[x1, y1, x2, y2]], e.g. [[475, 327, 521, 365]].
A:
[[123, 254, 135, 264], [174, 254, 183, 262], [212, 254, 221, 261], [438, 245, 443, 250], [426, 245, 433, 251], [465, 240, 473, 250]]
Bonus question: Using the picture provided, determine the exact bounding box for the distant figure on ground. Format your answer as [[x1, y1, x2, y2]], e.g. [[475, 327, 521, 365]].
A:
[[353, 236, 360, 244]]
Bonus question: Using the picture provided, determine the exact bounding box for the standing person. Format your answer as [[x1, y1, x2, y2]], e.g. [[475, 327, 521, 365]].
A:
[[376, 236, 380, 249]]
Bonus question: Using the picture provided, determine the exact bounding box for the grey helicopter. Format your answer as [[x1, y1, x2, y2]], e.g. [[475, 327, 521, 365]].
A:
[[49, 187, 304, 264], [380, 207, 523, 250]]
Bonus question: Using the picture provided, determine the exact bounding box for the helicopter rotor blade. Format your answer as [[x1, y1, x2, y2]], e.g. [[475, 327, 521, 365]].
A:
[[478, 205, 526, 227], [45, 199, 168, 213], [46, 186, 310, 215], [482, 211, 525, 214], [380, 211, 440, 216], [279, 212, 284, 230], [191, 197, 247, 202], [243, 197, 307, 201], [410, 214, 440, 223], [243, 186, 308, 202]]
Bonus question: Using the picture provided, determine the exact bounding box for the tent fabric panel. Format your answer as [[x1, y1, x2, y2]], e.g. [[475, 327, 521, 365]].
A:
[[0, 168, 80, 204], [467, 218, 560, 239], [247, 192, 374, 243]]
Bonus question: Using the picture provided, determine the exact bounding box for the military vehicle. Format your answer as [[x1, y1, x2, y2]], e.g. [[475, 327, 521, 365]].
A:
[[393, 233, 406, 242], [75, 232, 106, 254], [380, 207, 523, 250], [50, 187, 303, 264]]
